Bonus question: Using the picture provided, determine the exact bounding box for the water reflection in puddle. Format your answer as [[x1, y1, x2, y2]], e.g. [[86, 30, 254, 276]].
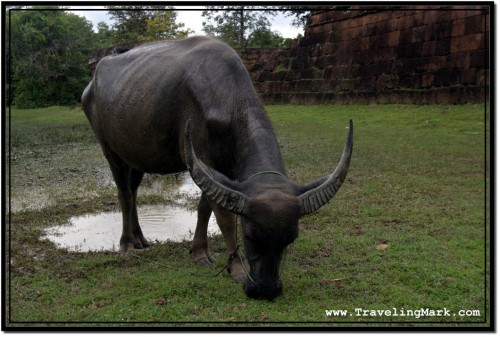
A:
[[43, 174, 220, 252]]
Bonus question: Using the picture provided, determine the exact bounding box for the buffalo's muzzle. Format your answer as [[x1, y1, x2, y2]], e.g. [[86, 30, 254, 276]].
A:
[[244, 279, 283, 301]]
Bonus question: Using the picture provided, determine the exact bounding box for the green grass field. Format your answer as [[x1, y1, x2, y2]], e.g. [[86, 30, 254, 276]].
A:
[[6, 104, 490, 329]]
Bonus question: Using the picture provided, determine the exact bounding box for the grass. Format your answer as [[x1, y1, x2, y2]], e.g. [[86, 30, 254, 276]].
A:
[[5, 104, 490, 329]]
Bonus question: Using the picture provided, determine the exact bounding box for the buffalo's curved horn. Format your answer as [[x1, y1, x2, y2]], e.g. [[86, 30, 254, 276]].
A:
[[184, 120, 248, 215], [298, 120, 353, 216]]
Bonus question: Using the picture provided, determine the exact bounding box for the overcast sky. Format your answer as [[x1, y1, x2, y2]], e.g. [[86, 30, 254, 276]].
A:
[[67, 6, 304, 39]]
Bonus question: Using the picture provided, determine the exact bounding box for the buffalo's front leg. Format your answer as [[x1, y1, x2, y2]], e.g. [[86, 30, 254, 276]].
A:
[[105, 150, 148, 253], [210, 204, 247, 283], [191, 194, 215, 265]]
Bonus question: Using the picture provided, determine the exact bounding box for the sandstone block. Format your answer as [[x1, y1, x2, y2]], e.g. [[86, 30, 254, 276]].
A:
[[398, 15, 413, 30], [465, 14, 486, 34], [469, 50, 487, 68], [460, 69, 477, 84], [387, 31, 401, 47], [412, 25, 427, 43], [386, 18, 399, 32], [435, 38, 451, 56], [421, 73, 434, 88], [422, 41, 436, 56], [451, 19, 466, 37], [450, 33, 484, 53]]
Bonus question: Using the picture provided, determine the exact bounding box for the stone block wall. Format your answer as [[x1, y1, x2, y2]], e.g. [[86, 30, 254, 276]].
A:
[[243, 5, 490, 104]]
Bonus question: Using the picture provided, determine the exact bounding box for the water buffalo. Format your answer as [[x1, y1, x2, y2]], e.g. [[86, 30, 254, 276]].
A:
[[82, 36, 353, 300]]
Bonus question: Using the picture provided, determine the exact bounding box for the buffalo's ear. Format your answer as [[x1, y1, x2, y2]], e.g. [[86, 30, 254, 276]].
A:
[[298, 120, 353, 216], [184, 120, 249, 215]]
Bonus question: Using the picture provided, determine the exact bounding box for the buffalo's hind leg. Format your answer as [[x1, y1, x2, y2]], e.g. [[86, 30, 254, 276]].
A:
[[191, 194, 216, 265], [105, 150, 149, 253]]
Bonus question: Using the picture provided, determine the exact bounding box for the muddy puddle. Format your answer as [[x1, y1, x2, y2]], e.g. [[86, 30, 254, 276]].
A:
[[43, 173, 221, 252]]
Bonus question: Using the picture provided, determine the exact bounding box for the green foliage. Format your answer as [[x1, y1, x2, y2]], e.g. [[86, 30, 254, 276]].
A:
[[95, 21, 114, 49], [6, 7, 304, 109], [202, 6, 281, 52], [7, 6, 192, 109], [106, 5, 160, 45], [106, 6, 192, 46], [247, 26, 291, 48], [143, 11, 192, 41], [9, 7, 95, 108]]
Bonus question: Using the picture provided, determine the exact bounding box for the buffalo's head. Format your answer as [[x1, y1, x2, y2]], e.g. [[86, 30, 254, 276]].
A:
[[184, 120, 353, 300]]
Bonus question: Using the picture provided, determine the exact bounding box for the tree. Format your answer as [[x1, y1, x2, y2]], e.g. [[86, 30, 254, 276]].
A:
[[107, 6, 157, 45], [279, 6, 313, 28], [106, 6, 191, 46], [9, 7, 95, 108], [202, 6, 278, 53], [247, 27, 290, 48], [279, 5, 352, 29], [95, 21, 114, 49], [142, 11, 192, 41]]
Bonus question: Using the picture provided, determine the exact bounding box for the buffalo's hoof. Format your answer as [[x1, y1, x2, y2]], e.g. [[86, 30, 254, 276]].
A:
[[133, 241, 150, 250], [119, 242, 135, 253], [228, 256, 248, 283], [139, 237, 150, 248], [191, 248, 215, 265], [196, 257, 216, 265]]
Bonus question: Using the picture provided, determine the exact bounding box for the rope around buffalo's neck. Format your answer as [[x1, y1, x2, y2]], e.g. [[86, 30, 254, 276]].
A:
[[235, 215, 256, 284], [246, 170, 286, 180]]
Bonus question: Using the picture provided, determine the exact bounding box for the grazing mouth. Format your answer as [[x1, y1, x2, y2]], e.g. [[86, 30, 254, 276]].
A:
[[244, 279, 283, 301]]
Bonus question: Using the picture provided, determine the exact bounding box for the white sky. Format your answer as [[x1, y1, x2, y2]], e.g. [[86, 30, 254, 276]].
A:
[[67, 6, 304, 39]]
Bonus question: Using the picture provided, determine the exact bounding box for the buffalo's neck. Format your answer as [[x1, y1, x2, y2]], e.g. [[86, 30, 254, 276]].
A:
[[235, 109, 286, 181]]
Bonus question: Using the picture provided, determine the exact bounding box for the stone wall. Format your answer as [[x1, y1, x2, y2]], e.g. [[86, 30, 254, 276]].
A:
[[243, 5, 490, 104]]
